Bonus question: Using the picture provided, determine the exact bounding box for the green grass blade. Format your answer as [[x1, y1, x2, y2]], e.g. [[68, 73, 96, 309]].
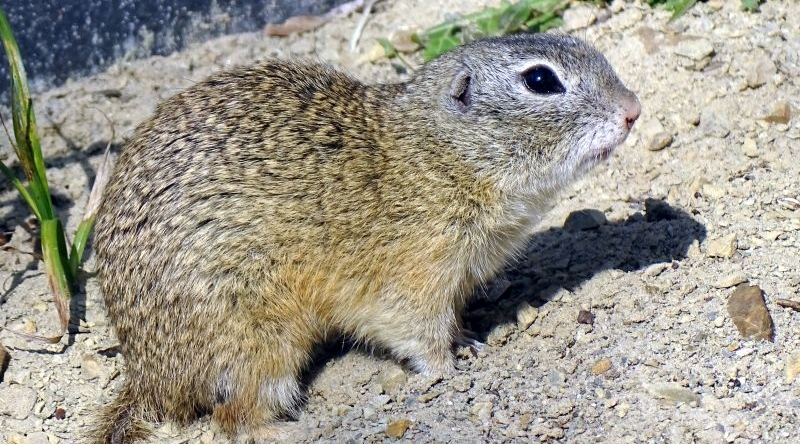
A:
[[0, 9, 52, 219], [667, 0, 698, 21], [69, 217, 94, 277], [0, 11, 31, 162], [40, 219, 73, 334], [0, 160, 41, 219]]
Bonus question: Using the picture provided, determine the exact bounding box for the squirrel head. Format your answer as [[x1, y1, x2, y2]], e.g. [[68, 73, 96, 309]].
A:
[[404, 33, 640, 196]]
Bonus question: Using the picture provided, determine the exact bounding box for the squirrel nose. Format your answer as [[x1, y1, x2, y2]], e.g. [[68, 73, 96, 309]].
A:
[[621, 94, 641, 130]]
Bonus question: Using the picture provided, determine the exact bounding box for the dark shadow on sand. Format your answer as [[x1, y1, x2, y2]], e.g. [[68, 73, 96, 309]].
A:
[[297, 198, 706, 409]]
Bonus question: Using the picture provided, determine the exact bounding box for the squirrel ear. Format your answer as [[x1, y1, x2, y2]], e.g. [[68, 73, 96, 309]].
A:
[[448, 70, 472, 113]]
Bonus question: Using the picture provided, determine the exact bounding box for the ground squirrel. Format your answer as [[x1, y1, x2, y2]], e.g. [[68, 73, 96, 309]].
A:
[[92, 33, 640, 443]]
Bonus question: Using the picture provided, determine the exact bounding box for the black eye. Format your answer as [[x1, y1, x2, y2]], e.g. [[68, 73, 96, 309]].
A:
[[522, 66, 565, 94]]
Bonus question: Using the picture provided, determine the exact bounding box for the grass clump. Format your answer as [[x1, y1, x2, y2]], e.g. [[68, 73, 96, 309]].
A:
[[380, 0, 765, 63], [380, 0, 569, 63], [0, 8, 108, 342]]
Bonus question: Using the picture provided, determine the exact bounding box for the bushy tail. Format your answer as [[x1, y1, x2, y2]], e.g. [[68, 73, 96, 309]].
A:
[[89, 385, 151, 444]]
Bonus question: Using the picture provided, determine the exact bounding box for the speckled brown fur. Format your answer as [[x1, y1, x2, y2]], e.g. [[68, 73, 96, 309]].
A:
[[91, 34, 639, 443]]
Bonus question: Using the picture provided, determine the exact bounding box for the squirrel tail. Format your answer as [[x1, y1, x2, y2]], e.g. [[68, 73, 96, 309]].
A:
[[90, 385, 151, 444]]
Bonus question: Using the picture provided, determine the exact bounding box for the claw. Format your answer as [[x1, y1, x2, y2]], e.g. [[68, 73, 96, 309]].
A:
[[456, 329, 485, 356]]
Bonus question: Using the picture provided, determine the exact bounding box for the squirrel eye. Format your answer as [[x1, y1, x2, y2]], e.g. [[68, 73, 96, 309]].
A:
[[522, 66, 565, 94]]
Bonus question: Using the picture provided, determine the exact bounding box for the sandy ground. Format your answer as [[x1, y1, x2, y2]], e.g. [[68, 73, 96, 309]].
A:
[[1, 0, 799, 443]]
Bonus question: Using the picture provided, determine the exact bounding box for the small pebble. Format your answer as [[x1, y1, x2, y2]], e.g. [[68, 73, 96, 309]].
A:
[[516, 301, 539, 331], [451, 374, 472, 392], [81, 354, 104, 380], [469, 401, 494, 421], [591, 359, 612, 375], [644, 262, 671, 277], [647, 132, 673, 151], [727, 284, 774, 341], [706, 233, 738, 259], [713, 272, 748, 289], [785, 354, 800, 384], [0, 384, 37, 419], [564, 209, 607, 231], [763, 100, 792, 124], [673, 38, 715, 61], [745, 57, 777, 88], [561, 6, 597, 32], [199, 430, 215, 444], [742, 138, 758, 157], [577, 309, 595, 325], [379, 367, 407, 395], [385, 419, 412, 438], [25, 432, 50, 444], [647, 383, 701, 405]]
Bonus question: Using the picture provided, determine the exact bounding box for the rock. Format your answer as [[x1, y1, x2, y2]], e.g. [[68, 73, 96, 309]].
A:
[[0, 384, 37, 419], [699, 112, 730, 138], [763, 100, 792, 124], [387, 27, 420, 53], [706, 233, 738, 259], [577, 309, 595, 325], [385, 418, 411, 438], [785, 354, 800, 383], [562, 6, 597, 32], [684, 110, 701, 126], [0, 343, 9, 381], [735, 347, 754, 357], [530, 423, 566, 439], [452, 374, 472, 392], [647, 132, 673, 151], [591, 359, 612, 375], [673, 38, 714, 69], [199, 430, 215, 444], [370, 394, 391, 407], [674, 38, 715, 61], [564, 209, 607, 231], [469, 401, 493, 421], [418, 389, 441, 403], [360, 43, 386, 64], [81, 354, 103, 380], [643, 262, 670, 277], [742, 138, 759, 158], [24, 432, 49, 444], [701, 183, 726, 199], [639, 118, 665, 144], [745, 57, 777, 88], [379, 367, 407, 395], [727, 284, 774, 341], [712, 272, 748, 289], [547, 369, 566, 386], [486, 323, 515, 346], [647, 383, 701, 405], [11, 318, 37, 335], [516, 301, 539, 331]]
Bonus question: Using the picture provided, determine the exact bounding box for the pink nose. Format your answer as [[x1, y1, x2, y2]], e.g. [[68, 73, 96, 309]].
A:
[[622, 94, 641, 130]]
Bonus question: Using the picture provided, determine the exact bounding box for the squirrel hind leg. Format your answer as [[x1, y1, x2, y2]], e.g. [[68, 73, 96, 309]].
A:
[[211, 347, 307, 435]]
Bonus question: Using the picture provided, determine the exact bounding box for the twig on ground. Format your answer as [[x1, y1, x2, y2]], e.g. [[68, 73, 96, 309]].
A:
[[350, 0, 379, 53], [776, 299, 800, 312]]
